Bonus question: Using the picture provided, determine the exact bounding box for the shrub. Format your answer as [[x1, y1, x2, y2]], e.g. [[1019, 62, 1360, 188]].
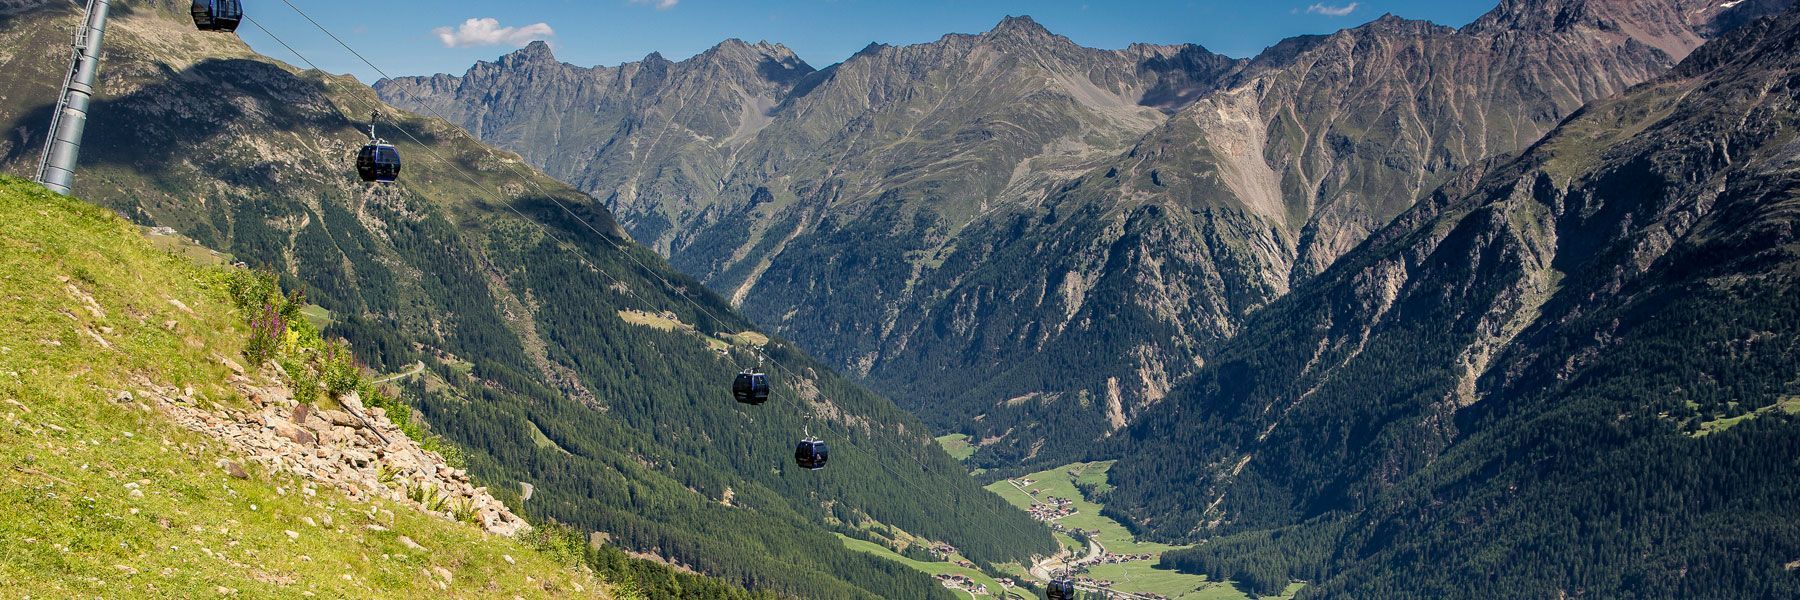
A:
[[321, 340, 362, 399], [221, 268, 279, 314], [245, 303, 284, 366]]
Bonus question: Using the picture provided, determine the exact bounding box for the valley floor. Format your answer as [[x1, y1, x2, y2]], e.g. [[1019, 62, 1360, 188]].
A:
[[984, 461, 1299, 600], [846, 444, 1303, 600]]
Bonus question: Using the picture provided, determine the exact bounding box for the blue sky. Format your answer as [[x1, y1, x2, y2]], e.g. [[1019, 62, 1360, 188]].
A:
[[237, 1, 1501, 83]]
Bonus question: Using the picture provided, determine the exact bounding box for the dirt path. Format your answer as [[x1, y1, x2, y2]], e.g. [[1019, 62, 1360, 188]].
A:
[[370, 360, 424, 385]]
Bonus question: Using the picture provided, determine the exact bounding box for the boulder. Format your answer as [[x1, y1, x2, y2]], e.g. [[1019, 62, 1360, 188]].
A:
[[273, 421, 316, 446], [318, 410, 359, 428], [340, 391, 365, 413], [342, 449, 374, 468], [223, 461, 250, 479]]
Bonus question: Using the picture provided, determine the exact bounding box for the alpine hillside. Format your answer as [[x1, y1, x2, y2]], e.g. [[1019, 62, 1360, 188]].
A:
[[0, 1, 1054, 598]]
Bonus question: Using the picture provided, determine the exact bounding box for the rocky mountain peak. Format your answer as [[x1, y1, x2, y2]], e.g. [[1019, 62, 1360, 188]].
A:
[[1460, 0, 1791, 56], [373, 0, 1789, 482], [850, 41, 890, 59], [1353, 13, 1454, 37], [704, 37, 762, 59], [980, 14, 1062, 45], [498, 40, 559, 68], [699, 38, 812, 74], [1125, 42, 1194, 58], [991, 14, 1050, 34]]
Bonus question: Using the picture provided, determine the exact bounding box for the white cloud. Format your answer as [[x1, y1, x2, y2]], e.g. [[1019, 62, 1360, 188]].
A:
[[433, 18, 555, 48], [630, 0, 679, 10], [1304, 2, 1360, 17]]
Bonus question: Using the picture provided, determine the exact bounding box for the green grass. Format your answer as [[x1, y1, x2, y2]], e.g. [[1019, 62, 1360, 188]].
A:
[[1079, 562, 1302, 600], [525, 419, 571, 454], [983, 461, 1294, 599], [297, 304, 334, 330], [721, 331, 771, 348], [835, 534, 1028, 599], [936, 434, 976, 462], [617, 309, 744, 352], [140, 226, 232, 267], [0, 177, 610, 597], [985, 462, 1180, 555], [1693, 396, 1800, 436]]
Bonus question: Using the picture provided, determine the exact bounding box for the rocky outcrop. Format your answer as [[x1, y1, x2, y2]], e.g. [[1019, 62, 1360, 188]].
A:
[[374, 38, 817, 254], [142, 360, 528, 536]]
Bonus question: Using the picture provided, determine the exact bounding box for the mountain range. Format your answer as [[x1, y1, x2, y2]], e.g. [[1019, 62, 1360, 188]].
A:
[[377, 0, 1792, 471]]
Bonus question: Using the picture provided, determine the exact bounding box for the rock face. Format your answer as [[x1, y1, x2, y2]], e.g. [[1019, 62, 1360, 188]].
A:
[[374, 38, 815, 241], [1108, 7, 1800, 596], [148, 367, 529, 536], [380, 0, 1790, 468], [375, 17, 1241, 256]]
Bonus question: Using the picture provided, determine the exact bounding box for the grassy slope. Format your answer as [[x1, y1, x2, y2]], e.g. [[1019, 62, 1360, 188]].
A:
[[834, 534, 1019, 600], [985, 462, 1181, 556], [0, 177, 607, 597], [981, 462, 1303, 600], [935, 434, 976, 462]]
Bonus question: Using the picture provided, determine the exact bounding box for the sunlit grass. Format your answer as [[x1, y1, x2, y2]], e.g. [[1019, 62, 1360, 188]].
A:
[[0, 177, 609, 597], [935, 433, 976, 462], [979, 460, 1294, 599]]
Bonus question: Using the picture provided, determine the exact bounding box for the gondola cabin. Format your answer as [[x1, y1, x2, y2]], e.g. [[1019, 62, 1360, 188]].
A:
[[356, 142, 402, 183], [733, 370, 770, 405], [1046, 578, 1076, 600], [191, 0, 243, 33], [794, 438, 828, 470]]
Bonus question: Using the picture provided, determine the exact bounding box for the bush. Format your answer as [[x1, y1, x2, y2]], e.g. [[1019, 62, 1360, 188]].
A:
[[245, 302, 284, 366], [221, 267, 279, 314], [321, 340, 362, 398], [280, 355, 321, 404]]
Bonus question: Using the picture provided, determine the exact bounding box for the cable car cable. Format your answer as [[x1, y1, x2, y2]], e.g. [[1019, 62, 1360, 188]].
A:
[[252, 14, 831, 471], [262, 3, 1078, 582], [263, 11, 1071, 589], [258, 7, 1077, 594]]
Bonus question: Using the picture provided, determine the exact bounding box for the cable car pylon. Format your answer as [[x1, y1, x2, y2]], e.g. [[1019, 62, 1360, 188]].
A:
[[35, 0, 110, 195]]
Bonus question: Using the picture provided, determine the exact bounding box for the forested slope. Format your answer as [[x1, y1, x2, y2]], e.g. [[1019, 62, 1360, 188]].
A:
[[1108, 7, 1800, 597], [0, 1, 1053, 597]]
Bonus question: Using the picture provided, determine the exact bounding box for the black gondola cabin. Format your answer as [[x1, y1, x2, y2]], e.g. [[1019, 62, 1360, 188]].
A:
[[733, 370, 770, 405], [1046, 578, 1076, 600], [794, 439, 827, 470], [191, 0, 243, 33], [357, 142, 402, 183]]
